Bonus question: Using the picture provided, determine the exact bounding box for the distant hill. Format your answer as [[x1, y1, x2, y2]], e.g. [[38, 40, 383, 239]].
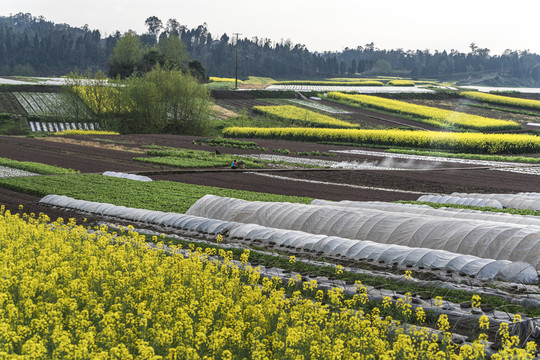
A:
[[1, 13, 539, 86]]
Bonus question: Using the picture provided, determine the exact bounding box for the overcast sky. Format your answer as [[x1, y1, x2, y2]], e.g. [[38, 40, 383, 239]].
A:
[[4, 0, 539, 54]]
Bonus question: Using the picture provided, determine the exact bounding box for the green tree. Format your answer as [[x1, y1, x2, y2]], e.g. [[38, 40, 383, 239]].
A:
[[62, 69, 86, 122], [119, 66, 211, 135], [108, 30, 144, 78], [158, 34, 189, 68]]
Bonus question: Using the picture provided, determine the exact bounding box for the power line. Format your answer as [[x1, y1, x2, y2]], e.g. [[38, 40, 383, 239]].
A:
[[233, 33, 242, 89]]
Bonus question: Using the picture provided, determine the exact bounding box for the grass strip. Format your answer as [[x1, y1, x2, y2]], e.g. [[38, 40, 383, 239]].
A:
[[135, 149, 267, 169], [0, 157, 78, 175], [0, 174, 312, 213]]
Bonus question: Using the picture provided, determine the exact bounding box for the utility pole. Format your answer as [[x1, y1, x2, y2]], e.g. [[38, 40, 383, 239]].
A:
[[233, 33, 242, 89]]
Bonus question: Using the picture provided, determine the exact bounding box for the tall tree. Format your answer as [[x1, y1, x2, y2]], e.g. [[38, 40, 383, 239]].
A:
[[145, 16, 163, 39], [107, 30, 144, 78]]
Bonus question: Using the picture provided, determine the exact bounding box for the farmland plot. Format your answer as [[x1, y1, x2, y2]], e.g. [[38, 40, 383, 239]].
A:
[[13, 92, 94, 120]]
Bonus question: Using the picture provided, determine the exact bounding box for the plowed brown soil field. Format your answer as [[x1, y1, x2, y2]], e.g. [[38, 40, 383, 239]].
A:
[[1, 134, 539, 220]]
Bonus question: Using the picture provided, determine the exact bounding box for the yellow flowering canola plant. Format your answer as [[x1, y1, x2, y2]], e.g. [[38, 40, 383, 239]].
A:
[[53, 130, 120, 136], [253, 105, 359, 129], [327, 92, 521, 131], [222, 126, 540, 154], [461, 91, 540, 111], [387, 80, 415, 87], [209, 77, 243, 84], [74, 86, 129, 116], [0, 208, 536, 359]]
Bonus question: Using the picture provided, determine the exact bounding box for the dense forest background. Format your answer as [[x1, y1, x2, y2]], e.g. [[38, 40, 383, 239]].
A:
[[2, 13, 540, 86]]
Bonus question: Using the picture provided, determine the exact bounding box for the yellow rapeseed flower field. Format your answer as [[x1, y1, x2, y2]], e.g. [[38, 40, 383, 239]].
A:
[[222, 126, 540, 154], [53, 130, 120, 136], [387, 80, 415, 87], [253, 105, 359, 129], [74, 86, 129, 116], [0, 208, 537, 358], [461, 91, 540, 110], [209, 77, 243, 83], [327, 92, 521, 131]]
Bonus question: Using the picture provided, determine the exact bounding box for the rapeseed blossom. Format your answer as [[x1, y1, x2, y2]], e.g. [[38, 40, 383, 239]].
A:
[[0, 208, 536, 359]]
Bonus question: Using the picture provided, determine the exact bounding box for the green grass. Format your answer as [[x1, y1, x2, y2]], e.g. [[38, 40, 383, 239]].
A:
[[386, 149, 540, 164], [0, 174, 312, 213], [243, 76, 276, 84], [0, 157, 78, 175], [135, 149, 267, 169], [194, 138, 268, 151]]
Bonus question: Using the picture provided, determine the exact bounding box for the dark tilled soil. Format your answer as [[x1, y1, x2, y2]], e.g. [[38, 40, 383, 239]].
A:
[[0, 136, 162, 173], [278, 168, 540, 194], [0, 93, 27, 116], [1, 134, 539, 222], [152, 172, 420, 202]]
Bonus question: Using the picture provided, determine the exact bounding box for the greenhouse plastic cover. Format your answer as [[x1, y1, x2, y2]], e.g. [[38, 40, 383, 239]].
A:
[[451, 192, 540, 211], [310, 200, 540, 227], [187, 195, 540, 270], [39, 194, 539, 283], [416, 195, 503, 208], [102, 171, 152, 182]]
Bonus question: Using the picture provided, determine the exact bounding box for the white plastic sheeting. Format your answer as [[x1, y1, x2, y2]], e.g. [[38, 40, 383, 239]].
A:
[[452, 193, 540, 211], [310, 200, 540, 227], [187, 195, 540, 270], [102, 171, 152, 182], [27, 121, 101, 133], [38, 194, 539, 283], [416, 195, 503, 208]]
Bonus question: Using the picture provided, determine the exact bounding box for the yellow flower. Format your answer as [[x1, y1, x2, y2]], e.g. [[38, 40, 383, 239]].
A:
[[471, 294, 481, 309], [479, 315, 490, 330], [437, 314, 450, 332], [289, 255, 296, 264], [404, 270, 412, 280], [335, 265, 343, 275], [216, 234, 223, 243]]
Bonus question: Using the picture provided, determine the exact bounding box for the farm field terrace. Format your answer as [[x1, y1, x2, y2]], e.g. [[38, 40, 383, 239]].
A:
[[326, 92, 521, 131], [1, 133, 540, 358]]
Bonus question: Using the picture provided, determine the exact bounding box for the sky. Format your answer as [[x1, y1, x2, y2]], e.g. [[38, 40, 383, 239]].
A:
[[3, 0, 540, 55]]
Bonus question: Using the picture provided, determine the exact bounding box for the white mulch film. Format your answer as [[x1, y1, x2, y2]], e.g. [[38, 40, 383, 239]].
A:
[[330, 149, 540, 176], [102, 171, 152, 182], [186, 195, 540, 273], [417, 195, 503, 209], [0, 166, 37, 178], [239, 153, 435, 171], [39, 194, 539, 284], [451, 192, 540, 212], [287, 99, 352, 114], [310, 199, 540, 227], [265, 85, 435, 93]]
